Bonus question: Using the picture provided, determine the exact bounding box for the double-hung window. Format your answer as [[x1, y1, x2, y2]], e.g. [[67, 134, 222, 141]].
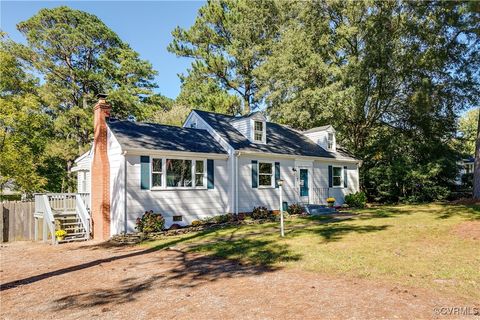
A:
[[332, 166, 342, 187], [195, 160, 205, 187], [152, 158, 163, 187], [258, 162, 274, 187], [254, 121, 264, 142], [327, 133, 334, 150]]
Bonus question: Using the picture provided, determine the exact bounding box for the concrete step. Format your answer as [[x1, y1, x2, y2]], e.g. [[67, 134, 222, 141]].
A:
[[304, 204, 336, 215]]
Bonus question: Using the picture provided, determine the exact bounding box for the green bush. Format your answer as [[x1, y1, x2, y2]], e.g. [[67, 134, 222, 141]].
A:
[[214, 214, 230, 224], [135, 210, 165, 233], [288, 203, 304, 215], [252, 206, 270, 219], [344, 192, 367, 208]]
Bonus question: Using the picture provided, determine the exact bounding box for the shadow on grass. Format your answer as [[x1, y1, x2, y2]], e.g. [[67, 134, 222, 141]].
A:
[[434, 204, 480, 220], [287, 219, 390, 242]]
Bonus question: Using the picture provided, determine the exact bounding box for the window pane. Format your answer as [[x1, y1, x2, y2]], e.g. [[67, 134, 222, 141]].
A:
[[152, 173, 162, 187], [254, 121, 263, 131], [333, 176, 341, 187], [196, 160, 204, 173], [195, 173, 204, 187], [254, 132, 263, 141], [152, 158, 162, 172], [259, 162, 272, 174], [333, 167, 342, 177], [166, 159, 192, 187], [259, 175, 272, 186]]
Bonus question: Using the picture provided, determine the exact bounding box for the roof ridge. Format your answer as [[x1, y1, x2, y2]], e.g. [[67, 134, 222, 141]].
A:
[[109, 118, 207, 131]]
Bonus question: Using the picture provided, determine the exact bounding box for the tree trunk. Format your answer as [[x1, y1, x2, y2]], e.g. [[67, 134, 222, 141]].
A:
[[473, 109, 480, 199]]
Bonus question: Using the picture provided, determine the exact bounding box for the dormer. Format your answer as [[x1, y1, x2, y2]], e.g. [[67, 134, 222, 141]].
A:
[[303, 125, 336, 152], [231, 112, 267, 144]]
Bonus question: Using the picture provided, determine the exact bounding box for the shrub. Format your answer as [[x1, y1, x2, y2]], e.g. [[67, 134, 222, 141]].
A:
[[136, 210, 165, 233], [214, 214, 230, 224], [252, 206, 270, 219], [344, 192, 367, 208], [191, 220, 202, 227], [288, 203, 303, 215], [169, 223, 181, 230]]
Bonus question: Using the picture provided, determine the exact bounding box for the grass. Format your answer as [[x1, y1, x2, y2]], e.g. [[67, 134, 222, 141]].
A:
[[141, 203, 480, 300]]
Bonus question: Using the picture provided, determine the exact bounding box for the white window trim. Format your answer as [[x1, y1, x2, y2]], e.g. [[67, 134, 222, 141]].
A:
[[252, 120, 266, 144], [151, 158, 163, 188], [258, 160, 275, 189], [150, 157, 207, 190], [332, 166, 343, 188], [327, 132, 334, 150]]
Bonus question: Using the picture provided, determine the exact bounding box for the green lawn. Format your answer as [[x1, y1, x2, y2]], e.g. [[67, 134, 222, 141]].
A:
[[141, 203, 480, 300]]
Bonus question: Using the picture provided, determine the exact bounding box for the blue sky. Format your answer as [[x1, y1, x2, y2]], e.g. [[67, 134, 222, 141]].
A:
[[0, 1, 205, 99]]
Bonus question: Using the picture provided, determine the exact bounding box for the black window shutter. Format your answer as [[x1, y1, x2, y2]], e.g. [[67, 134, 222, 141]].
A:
[[328, 165, 333, 188], [344, 166, 348, 188], [140, 156, 150, 190], [275, 162, 280, 188], [207, 159, 214, 189], [252, 160, 258, 188]]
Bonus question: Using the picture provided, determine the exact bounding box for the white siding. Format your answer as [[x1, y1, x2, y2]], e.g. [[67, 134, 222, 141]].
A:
[[184, 111, 235, 213], [108, 127, 125, 235], [304, 128, 336, 151], [236, 155, 360, 212], [312, 161, 359, 205], [124, 155, 229, 233], [76, 171, 91, 193], [231, 118, 250, 139], [237, 155, 298, 213]]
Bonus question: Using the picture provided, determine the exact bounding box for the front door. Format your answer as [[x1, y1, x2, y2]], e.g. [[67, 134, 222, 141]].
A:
[[299, 168, 309, 202]]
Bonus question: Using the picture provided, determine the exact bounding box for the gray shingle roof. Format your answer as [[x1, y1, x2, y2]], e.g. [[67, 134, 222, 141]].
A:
[[194, 110, 358, 160], [107, 119, 227, 154]]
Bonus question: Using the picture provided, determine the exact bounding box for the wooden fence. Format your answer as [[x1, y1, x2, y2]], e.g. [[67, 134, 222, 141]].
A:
[[0, 201, 36, 242]]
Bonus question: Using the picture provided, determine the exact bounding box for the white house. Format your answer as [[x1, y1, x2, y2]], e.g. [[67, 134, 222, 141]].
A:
[[80, 95, 361, 240]]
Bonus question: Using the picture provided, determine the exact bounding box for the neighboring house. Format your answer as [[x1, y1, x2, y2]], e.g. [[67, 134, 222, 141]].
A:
[[456, 157, 475, 186], [79, 95, 361, 240]]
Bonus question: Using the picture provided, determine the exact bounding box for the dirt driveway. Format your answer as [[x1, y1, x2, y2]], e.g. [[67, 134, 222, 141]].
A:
[[0, 241, 477, 320]]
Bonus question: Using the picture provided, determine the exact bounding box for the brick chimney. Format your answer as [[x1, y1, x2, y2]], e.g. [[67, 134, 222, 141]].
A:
[[91, 94, 111, 240]]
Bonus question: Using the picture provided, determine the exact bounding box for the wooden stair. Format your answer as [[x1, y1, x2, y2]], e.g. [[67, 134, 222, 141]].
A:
[[55, 211, 89, 243]]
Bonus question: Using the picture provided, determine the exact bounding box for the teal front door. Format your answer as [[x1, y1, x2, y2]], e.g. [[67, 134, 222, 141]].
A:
[[300, 169, 309, 197]]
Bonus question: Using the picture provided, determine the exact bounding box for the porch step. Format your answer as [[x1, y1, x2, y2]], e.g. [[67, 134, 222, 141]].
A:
[[304, 204, 336, 215]]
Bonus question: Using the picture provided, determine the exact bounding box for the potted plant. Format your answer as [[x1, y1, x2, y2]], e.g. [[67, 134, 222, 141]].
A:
[[326, 197, 336, 208], [55, 229, 67, 241]]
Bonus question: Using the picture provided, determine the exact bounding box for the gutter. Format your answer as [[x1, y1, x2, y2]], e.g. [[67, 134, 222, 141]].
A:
[[122, 150, 128, 234]]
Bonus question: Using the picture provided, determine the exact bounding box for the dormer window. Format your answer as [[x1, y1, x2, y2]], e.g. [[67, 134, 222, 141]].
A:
[[254, 121, 264, 142], [327, 133, 334, 150]]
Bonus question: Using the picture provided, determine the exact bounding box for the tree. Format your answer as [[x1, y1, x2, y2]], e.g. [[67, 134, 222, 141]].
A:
[[253, 1, 479, 201], [176, 69, 241, 115], [0, 46, 52, 193], [168, 0, 279, 114], [474, 109, 480, 199], [458, 108, 479, 155], [7, 6, 161, 191], [15, 6, 158, 149]]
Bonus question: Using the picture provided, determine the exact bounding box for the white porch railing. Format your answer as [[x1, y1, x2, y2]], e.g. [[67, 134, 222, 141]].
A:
[[34, 195, 57, 244], [76, 195, 90, 237], [34, 193, 91, 244], [312, 187, 330, 205]]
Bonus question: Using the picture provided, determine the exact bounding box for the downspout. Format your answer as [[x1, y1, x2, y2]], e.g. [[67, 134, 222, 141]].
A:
[[122, 150, 128, 234], [235, 151, 240, 215]]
